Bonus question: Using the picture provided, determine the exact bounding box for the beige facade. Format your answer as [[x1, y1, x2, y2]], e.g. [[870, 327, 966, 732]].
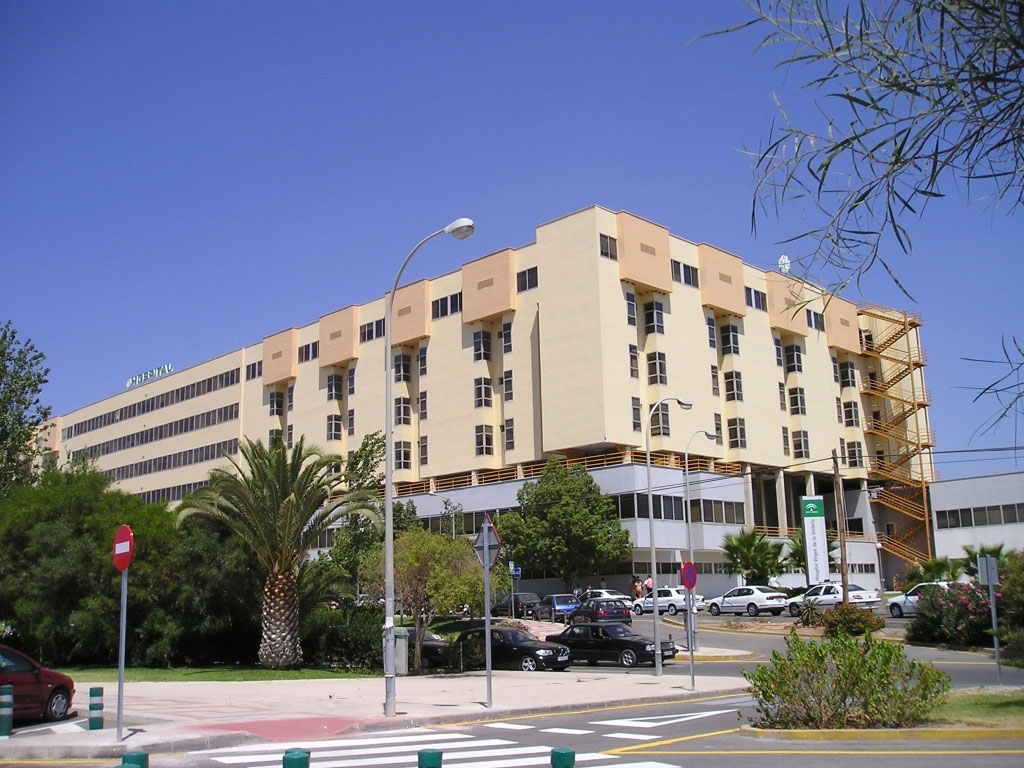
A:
[[47, 205, 932, 581]]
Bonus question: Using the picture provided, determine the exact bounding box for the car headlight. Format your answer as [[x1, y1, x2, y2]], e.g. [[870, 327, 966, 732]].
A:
[[535, 649, 552, 656], [645, 643, 655, 651]]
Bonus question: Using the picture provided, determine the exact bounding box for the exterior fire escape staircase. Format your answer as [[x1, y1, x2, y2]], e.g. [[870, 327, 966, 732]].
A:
[[857, 305, 935, 566]]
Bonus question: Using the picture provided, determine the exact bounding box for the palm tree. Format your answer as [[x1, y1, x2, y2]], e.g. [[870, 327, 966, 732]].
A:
[[722, 528, 785, 586], [903, 556, 965, 588], [178, 437, 376, 668], [962, 544, 1005, 579], [785, 529, 839, 586]]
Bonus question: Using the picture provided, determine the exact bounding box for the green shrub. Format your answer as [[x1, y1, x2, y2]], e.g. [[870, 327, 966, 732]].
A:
[[744, 631, 950, 729], [301, 604, 384, 669], [797, 597, 824, 627], [907, 581, 993, 647], [823, 603, 885, 637]]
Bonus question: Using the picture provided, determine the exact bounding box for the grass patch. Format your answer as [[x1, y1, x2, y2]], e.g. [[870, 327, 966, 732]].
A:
[[928, 690, 1024, 727], [61, 667, 377, 683]]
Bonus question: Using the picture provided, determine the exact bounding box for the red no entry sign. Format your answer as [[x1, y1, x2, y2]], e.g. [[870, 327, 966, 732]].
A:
[[112, 525, 135, 572], [680, 561, 698, 590]]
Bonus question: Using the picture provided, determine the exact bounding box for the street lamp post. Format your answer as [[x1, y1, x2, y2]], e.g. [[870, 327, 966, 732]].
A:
[[384, 217, 475, 717], [645, 396, 692, 677], [684, 429, 715, 655]]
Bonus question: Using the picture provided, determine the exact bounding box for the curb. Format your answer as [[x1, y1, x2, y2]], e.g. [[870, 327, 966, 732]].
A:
[[742, 724, 1024, 741]]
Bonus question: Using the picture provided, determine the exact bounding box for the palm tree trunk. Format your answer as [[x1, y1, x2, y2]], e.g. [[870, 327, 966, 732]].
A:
[[259, 568, 302, 668]]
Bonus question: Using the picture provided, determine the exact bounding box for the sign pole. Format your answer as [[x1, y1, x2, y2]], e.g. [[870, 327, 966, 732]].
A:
[[117, 568, 127, 742], [980, 555, 1002, 686], [482, 522, 493, 708], [685, 590, 695, 690]]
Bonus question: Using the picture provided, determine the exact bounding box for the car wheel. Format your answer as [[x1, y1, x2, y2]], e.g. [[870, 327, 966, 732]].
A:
[[746, 603, 760, 617], [45, 689, 70, 721], [519, 655, 538, 672], [708, 603, 721, 616], [620, 649, 638, 667], [572, 614, 587, 625], [788, 602, 800, 617], [770, 610, 782, 616], [667, 604, 678, 616], [890, 604, 904, 618], [633, 604, 644, 615]]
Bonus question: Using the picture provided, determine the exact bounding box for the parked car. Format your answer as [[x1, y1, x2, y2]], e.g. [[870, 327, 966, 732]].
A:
[[492, 592, 541, 618], [786, 582, 881, 616], [632, 587, 705, 616], [545, 622, 676, 667], [0, 644, 75, 721], [568, 598, 632, 625], [535, 594, 581, 623], [453, 627, 571, 671], [706, 586, 788, 616], [579, 588, 631, 602], [406, 627, 450, 668], [887, 581, 949, 618]]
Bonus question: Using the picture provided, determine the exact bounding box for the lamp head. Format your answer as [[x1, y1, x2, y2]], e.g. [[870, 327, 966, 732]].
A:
[[673, 399, 693, 409], [444, 217, 475, 240], [703, 430, 717, 440]]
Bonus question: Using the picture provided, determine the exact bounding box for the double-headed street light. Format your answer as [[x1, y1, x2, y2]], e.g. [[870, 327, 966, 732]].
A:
[[384, 217, 475, 717], [645, 396, 692, 677], [684, 428, 716, 662]]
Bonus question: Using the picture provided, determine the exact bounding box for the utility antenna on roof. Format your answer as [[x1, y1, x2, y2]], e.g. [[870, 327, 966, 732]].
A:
[[778, 254, 791, 274]]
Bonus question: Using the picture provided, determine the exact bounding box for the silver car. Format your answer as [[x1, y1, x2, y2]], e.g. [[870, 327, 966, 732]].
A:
[[632, 586, 704, 616], [887, 581, 948, 617], [787, 582, 881, 616], [707, 586, 787, 616]]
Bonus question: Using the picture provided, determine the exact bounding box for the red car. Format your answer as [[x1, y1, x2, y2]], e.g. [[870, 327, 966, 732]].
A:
[[0, 644, 75, 721]]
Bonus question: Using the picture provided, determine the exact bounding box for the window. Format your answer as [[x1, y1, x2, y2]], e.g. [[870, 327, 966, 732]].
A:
[[359, 318, 385, 342], [832, 356, 840, 383], [431, 292, 463, 319], [650, 402, 670, 437], [474, 377, 493, 407], [778, 382, 786, 410], [419, 436, 428, 466], [502, 321, 513, 354], [724, 370, 743, 401], [784, 344, 803, 373], [775, 338, 783, 367], [632, 397, 642, 431], [720, 324, 739, 355], [671, 259, 682, 282], [269, 391, 284, 416], [727, 417, 747, 449], [789, 387, 806, 415], [269, 429, 283, 446], [793, 430, 809, 459], [843, 400, 861, 427], [286, 425, 293, 449], [287, 385, 294, 412], [395, 397, 411, 425], [327, 373, 342, 401], [327, 415, 343, 441], [626, 292, 637, 326], [806, 309, 826, 331], [246, 361, 262, 381], [839, 361, 856, 388], [473, 330, 491, 361], [744, 287, 767, 311], [683, 263, 699, 287], [707, 317, 716, 348], [395, 441, 411, 470], [713, 413, 723, 445], [647, 352, 667, 385], [348, 367, 356, 395], [516, 266, 538, 292], [644, 301, 665, 334], [629, 345, 639, 378], [711, 365, 719, 396], [418, 391, 427, 420], [600, 234, 618, 260], [475, 425, 494, 455], [503, 370, 513, 401], [839, 437, 847, 464], [418, 346, 428, 376], [298, 341, 319, 363], [347, 409, 355, 436], [782, 427, 790, 456], [836, 397, 843, 423], [504, 418, 515, 450], [848, 441, 864, 467], [394, 353, 410, 382]]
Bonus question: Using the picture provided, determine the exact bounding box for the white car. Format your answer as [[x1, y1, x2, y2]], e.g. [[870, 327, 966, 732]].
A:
[[632, 587, 705, 616], [706, 586, 787, 617], [579, 589, 631, 602], [887, 581, 949, 617], [787, 582, 881, 616]]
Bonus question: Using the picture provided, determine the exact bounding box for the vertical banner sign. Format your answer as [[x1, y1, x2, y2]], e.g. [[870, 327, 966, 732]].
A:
[[801, 496, 828, 584]]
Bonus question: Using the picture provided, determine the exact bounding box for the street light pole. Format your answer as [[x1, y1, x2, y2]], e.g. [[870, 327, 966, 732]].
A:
[[684, 429, 715, 655], [645, 396, 692, 677], [384, 217, 474, 717]]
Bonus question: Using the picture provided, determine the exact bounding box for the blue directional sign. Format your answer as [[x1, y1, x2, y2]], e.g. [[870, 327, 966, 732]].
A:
[[512, 567, 522, 579]]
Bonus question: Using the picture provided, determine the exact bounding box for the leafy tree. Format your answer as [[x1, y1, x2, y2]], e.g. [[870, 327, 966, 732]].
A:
[[496, 458, 631, 589], [0, 321, 51, 498], [728, 1, 1024, 423], [178, 437, 375, 668], [961, 543, 1006, 578], [344, 430, 385, 491], [785, 529, 839, 586], [723, 528, 785, 585], [903, 556, 965, 587], [994, 550, 1024, 657]]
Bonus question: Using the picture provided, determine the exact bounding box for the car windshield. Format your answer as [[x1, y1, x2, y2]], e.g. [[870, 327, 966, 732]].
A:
[[604, 624, 636, 638], [753, 586, 779, 593], [600, 600, 626, 609], [505, 629, 539, 644], [520, 593, 541, 602], [848, 584, 867, 591]]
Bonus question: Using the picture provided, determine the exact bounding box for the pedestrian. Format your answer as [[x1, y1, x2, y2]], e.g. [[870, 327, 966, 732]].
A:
[[573, 585, 582, 599], [644, 574, 653, 597]]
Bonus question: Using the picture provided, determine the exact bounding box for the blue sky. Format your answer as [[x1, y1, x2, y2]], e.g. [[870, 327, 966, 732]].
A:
[[2, 1, 1021, 479]]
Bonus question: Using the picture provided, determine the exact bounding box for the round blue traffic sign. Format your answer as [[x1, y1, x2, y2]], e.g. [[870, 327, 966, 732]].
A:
[[680, 561, 697, 590]]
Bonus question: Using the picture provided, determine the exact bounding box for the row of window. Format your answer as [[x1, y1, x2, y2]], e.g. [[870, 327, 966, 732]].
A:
[[609, 493, 746, 524], [63, 368, 240, 440], [102, 438, 239, 482], [671, 260, 699, 288], [432, 291, 463, 319], [359, 318, 385, 343], [935, 503, 1024, 529], [71, 403, 239, 462], [136, 480, 210, 505], [298, 341, 319, 363], [246, 361, 263, 380]]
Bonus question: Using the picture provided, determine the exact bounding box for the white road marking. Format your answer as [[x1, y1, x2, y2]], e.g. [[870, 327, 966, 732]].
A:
[[482, 722, 535, 730], [210, 738, 514, 764], [602, 732, 658, 741], [540, 727, 594, 735], [195, 729, 456, 754], [591, 708, 737, 728]]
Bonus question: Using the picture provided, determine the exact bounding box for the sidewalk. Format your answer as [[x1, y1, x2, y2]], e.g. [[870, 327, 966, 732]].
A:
[[3, 660, 749, 759]]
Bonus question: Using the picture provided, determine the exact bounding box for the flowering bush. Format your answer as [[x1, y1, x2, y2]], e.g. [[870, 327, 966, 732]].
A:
[[907, 581, 994, 647]]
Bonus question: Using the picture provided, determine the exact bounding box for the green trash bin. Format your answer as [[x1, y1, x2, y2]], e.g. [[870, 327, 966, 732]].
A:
[[394, 626, 409, 676]]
